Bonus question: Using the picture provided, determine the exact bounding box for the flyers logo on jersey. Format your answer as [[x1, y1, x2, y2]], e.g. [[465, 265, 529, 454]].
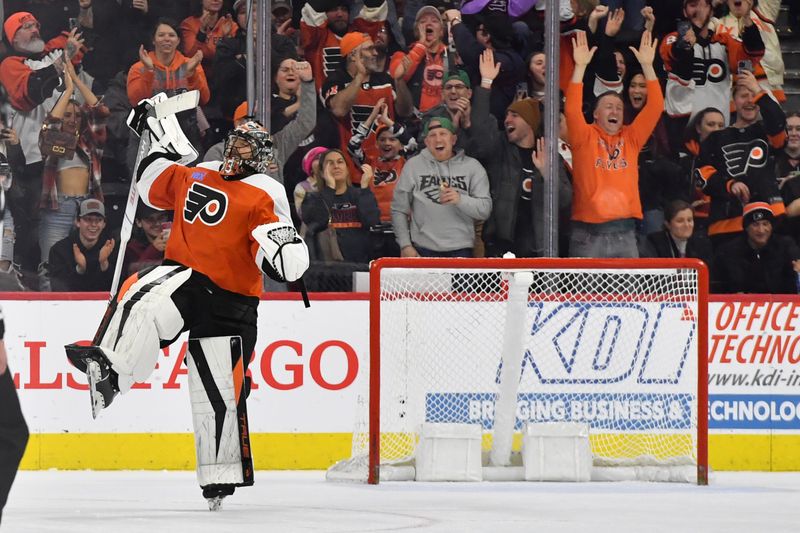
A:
[[373, 169, 398, 187], [184, 182, 228, 226], [721, 139, 768, 177]]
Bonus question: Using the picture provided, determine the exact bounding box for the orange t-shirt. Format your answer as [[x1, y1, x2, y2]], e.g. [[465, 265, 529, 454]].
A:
[[565, 80, 664, 224], [138, 160, 290, 296]]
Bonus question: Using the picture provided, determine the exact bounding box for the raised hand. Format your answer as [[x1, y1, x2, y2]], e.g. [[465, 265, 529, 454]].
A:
[[132, 0, 148, 14], [629, 30, 658, 67], [99, 238, 115, 270], [365, 98, 385, 127], [571, 31, 597, 67], [443, 9, 462, 23], [353, 51, 368, 79], [186, 50, 203, 77], [218, 14, 234, 36], [360, 164, 374, 189], [62, 59, 76, 93], [295, 60, 313, 82], [276, 18, 294, 36], [199, 9, 216, 32], [153, 231, 168, 252], [64, 28, 84, 60], [377, 102, 394, 126], [393, 55, 412, 81], [73, 244, 87, 274], [139, 44, 154, 70], [736, 69, 761, 95], [452, 97, 471, 128], [532, 137, 546, 176], [587, 5, 608, 34], [641, 6, 655, 34], [605, 9, 625, 37], [479, 48, 501, 81]]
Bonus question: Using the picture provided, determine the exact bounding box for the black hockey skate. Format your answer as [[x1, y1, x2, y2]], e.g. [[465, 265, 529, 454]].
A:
[[65, 344, 119, 419], [202, 484, 236, 511]]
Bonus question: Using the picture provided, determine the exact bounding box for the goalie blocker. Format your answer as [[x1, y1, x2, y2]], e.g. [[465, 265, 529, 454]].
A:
[[65, 109, 309, 509]]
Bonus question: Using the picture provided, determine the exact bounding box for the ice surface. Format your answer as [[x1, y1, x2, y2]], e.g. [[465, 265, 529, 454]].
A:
[[3, 470, 799, 532]]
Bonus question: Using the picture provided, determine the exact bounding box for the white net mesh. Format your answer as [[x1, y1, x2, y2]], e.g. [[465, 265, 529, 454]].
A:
[[330, 261, 706, 483]]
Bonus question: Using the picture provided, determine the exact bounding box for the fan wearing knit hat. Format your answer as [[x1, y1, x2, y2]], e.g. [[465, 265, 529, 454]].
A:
[[711, 201, 800, 294], [463, 51, 573, 258]]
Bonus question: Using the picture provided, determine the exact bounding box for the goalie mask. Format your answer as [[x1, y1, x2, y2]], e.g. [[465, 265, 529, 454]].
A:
[[220, 120, 276, 179]]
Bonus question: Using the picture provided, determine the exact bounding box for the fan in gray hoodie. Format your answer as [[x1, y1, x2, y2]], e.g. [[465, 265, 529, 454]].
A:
[[391, 116, 492, 256]]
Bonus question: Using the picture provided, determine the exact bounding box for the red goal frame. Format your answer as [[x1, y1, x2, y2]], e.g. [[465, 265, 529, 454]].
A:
[[368, 257, 709, 485]]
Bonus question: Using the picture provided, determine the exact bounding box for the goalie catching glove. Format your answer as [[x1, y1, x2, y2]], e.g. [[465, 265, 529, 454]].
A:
[[252, 222, 310, 282]]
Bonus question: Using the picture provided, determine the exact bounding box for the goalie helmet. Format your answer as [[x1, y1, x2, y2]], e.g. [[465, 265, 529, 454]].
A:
[[219, 120, 276, 179]]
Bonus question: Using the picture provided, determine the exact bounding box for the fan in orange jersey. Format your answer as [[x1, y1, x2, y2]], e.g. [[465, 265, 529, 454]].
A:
[[301, 0, 388, 91], [66, 97, 309, 511]]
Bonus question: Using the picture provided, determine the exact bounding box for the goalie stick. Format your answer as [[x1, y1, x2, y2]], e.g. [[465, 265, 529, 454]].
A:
[[92, 90, 200, 344]]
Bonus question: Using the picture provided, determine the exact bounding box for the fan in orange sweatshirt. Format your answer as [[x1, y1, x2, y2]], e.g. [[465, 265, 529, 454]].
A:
[[565, 30, 663, 258], [126, 20, 210, 107], [566, 30, 664, 226]]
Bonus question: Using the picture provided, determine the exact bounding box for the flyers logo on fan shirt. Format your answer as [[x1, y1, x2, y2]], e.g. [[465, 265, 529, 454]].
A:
[[184, 182, 228, 225], [721, 139, 769, 178], [373, 169, 398, 187]]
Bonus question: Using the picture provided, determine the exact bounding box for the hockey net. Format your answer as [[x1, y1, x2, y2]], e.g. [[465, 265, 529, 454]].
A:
[[327, 258, 708, 484]]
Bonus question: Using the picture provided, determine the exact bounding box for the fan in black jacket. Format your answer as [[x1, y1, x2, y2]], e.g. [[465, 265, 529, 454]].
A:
[[639, 199, 713, 267], [712, 202, 800, 294], [47, 199, 118, 292]]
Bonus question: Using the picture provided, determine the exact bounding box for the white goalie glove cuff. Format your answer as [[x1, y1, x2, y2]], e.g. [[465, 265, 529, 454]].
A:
[[252, 222, 310, 283]]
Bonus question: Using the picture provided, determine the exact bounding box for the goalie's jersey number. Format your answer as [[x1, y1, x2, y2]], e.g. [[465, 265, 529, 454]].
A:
[[183, 182, 228, 226]]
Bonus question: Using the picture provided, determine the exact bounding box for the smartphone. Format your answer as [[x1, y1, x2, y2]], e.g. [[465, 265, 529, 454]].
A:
[[676, 20, 691, 39], [68, 17, 79, 31], [161, 221, 172, 240], [738, 59, 753, 73]]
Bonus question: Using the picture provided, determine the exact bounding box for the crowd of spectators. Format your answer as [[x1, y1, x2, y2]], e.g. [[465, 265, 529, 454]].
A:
[[0, 0, 799, 295]]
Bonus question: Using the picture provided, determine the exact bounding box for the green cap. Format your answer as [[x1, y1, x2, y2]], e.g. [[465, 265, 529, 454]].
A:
[[443, 70, 470, 88], [422, 116, 456, 137]]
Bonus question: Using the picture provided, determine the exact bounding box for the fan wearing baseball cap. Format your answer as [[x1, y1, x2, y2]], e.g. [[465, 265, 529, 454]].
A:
[[322, 30, 413, 183], [388, 5, 447, 113], [711, 202, 800, 294], [391, 115, 491, 258], [46, 198, 119, 292], [300, 0, 389, 91]]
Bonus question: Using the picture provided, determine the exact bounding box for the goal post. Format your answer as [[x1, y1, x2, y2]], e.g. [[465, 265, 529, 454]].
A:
[[331, 257, 708, 485]]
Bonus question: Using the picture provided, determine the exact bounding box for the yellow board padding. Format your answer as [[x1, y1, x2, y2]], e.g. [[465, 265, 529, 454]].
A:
[[17, 432, 800, 471], [19, 433, 353, 471], [709, 434, 800, 471]]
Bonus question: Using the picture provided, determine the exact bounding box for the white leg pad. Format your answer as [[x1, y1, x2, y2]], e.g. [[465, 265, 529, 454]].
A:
[[187, 335, 246, 487], [98, 265, 191, 392]]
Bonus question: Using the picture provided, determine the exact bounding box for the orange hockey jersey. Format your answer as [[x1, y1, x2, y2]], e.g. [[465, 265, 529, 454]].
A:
[[137, 158, 292, 297], [300, 1, 387, 92]]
